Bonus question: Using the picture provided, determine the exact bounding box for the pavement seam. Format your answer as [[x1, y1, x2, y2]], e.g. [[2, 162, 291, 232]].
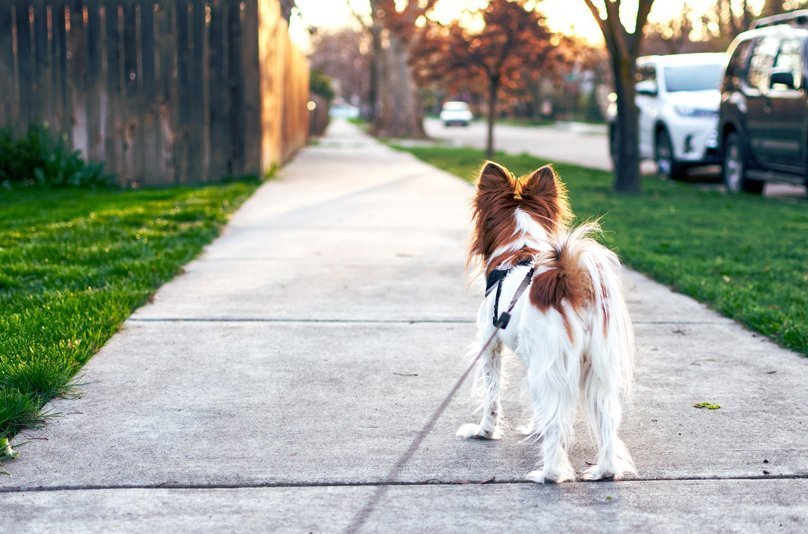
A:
[[3, 474, 807, 493], [127, 318, 476, 324], [125, 318, 732, 325]]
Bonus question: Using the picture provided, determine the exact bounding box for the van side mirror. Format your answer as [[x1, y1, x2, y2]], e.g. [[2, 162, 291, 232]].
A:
[[635, 80, 658, 97], [770, 69, 796, 90]]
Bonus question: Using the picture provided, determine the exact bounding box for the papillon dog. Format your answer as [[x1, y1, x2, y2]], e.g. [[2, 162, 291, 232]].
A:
[[457, 161, 636, 483]]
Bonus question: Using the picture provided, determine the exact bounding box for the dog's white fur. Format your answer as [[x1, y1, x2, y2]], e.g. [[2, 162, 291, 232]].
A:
[[458, 218, 636, 484]]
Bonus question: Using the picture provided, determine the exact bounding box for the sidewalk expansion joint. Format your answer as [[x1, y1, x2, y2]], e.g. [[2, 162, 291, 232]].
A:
[[2, 473, 807, 494], [127, 318, 476, 324], [126, 318, 730, 325]]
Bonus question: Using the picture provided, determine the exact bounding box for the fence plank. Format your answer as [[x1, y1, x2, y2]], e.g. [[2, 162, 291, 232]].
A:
[[85, 1, 104, 162], [154, 0, 178, 184], [241, 0, 260, 177], [138, 0, 162, 186], [186, 0, 205, 182], [119, 0, 138, 183], [52, 1, 71, 142], [208, 0, 230, 179], [174, 0, 190, 183], [14, 0, 33, 129], [68, 0, 88, 156], [226, 0, 244, 176], [30, 0, 47, 127], [103, 0, 122, 179], [0, 3, 15, 127]]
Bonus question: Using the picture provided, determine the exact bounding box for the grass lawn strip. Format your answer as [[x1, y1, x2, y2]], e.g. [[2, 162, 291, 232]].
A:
[[0, 183, 258, 443], [393, 145, 808, 356]]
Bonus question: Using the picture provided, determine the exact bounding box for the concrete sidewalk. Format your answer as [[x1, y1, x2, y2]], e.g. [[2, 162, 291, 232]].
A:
[[2, 120, 807, 532]]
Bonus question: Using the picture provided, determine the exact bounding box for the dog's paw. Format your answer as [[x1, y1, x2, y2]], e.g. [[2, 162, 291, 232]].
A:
[[582, 460, 636, 481], [515, 424, 534, 437], [526, 466, 576, 484], [581, 464, 616, 481], [456, 423, 501, 440]]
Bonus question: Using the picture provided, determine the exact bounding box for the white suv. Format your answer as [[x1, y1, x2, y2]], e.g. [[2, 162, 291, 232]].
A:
[[609, 53, 726, 180], [440, 101, 473, 127]]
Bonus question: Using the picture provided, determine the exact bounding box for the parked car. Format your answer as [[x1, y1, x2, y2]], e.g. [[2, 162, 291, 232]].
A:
[[719, 10, 808, 194], [440, 101, 473, 127], [608, 53, 726, 180]]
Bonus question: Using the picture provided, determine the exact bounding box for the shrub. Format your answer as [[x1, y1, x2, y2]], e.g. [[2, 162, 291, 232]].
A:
[[0, 125, 111, 188], [310, 69, 335, 103]]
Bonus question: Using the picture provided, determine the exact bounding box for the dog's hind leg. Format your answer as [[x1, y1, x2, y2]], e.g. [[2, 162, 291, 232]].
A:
[[456, 339, 503, 440], [581, 356, 636, 481], [524, 339, 578, 483]]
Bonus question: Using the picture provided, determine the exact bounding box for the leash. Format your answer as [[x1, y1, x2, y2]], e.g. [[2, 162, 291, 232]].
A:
[[345, 265, 535, 533]]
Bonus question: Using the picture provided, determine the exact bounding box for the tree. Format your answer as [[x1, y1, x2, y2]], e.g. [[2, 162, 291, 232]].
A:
[[689, 0, 808, 52], [309, 29, 371, 109], [583, 0, 654, 193], [645, 2, 695, 54], [418, 0, 561, 157], [351, 0, 437, 138], [760, 0, 790, 18], [713, 0, 754, 40]]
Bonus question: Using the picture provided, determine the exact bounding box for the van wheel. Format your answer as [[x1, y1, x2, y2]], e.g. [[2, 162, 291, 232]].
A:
[[723, 133, 763, 194], [655, 128, 686, 181]]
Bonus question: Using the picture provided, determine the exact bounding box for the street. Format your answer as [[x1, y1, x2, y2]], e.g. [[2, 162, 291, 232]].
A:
[[424, 118, 806, 199], [424, 117, 613, 170]]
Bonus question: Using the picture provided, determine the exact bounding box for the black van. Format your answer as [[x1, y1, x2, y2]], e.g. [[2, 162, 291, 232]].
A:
[[719, 10, 808, 194]]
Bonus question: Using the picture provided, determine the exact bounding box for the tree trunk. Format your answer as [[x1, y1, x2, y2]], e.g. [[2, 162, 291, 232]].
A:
[[611, 56, 641, 193], [373, 32, 426, 138], [742, 0, 753, 32], [761, 0, 787, 18], [367, 23, 383, 122], [486, 77, 499, 158]]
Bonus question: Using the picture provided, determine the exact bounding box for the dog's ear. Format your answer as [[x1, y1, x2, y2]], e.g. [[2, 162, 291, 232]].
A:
[[469, 161, 516, 265], [476, 161, 513, 192], [519, 165, 573, 228], [521, 165, 559, 198]]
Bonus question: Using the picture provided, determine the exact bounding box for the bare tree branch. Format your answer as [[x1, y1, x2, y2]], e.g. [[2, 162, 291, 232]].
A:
[[629, 0, 654, 57], [347, 0, 371, 30], [582, 0, 608, 36]]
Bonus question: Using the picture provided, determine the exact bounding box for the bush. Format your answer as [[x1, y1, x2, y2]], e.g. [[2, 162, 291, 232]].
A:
[[0, 125, 111, 188], [310, 69, 335, 103]]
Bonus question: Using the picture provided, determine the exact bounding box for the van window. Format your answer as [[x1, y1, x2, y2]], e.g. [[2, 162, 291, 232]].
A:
[[635, 64, 657, 84], [746, 36, 780, 91], [773, 38, 804, 90], [724, 39, 754, 90], [664, 64, 724, 92]]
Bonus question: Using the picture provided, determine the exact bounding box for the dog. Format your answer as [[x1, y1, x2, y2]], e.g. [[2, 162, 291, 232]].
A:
[[457, 161, 636, 483]]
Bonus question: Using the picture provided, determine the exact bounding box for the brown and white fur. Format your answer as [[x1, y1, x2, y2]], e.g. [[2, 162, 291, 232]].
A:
[[457, 161, 636, 483]]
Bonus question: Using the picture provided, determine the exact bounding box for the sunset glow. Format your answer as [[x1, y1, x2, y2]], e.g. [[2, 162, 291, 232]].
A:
[[290, 0, 777, 50]]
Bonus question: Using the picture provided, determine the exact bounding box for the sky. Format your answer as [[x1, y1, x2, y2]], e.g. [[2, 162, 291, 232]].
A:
[[288, 0, 769, 52]]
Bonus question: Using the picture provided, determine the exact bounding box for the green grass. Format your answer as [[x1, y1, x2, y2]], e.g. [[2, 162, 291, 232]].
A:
[[393, 145, 808, 355], [0, 182, 259, 441], [498, 117, 557, 127]]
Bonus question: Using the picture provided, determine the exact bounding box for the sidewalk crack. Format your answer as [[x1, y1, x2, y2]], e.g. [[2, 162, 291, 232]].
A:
[[2, 473, 807, 494]]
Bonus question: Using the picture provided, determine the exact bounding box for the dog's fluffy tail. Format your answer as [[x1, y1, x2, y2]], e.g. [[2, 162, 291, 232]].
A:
[[530, 222, 634, 397]]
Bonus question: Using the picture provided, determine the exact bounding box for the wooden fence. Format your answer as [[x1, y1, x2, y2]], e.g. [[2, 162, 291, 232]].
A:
[[0, 0, 309, 186]]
